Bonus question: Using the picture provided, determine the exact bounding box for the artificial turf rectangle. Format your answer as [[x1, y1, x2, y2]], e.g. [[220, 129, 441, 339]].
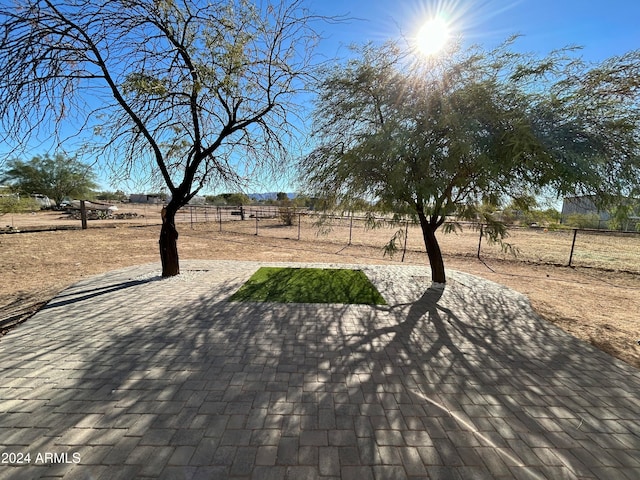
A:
[[229, 267, 387, 305]]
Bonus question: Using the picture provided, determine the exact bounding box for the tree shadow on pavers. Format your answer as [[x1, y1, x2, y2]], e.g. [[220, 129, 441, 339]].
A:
[[0, 275, 248, 479], [327, 276, 640, 479], [120, 274, 639, 478], [2, 271, 640, 480], [42, 277, 164, 310]]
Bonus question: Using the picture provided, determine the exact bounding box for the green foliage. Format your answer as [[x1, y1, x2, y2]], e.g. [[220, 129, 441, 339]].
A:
[[122, 73, 167, 96], [564, 213, 602, 229], [381, 226, 407, 258], [224, 193, 251, 206], [1, 154, 98, 205], [300, 39, 640, 282], [276, 194, 297, 226], [312, 195, 339, 212], [205, 192, 251, 206], [480, 218, 520, 257], [510, 195, 538, 212], [291, 194, 314, 208], [301, 41, 553, 282], [229, 267, 387, 305], [95, 190, 127, 202], [502, 197, 561, 226], [525, 208, 561, 226], [0, 195, 40, 215], [606, 200, 640, 231], [530, 51, 640, 205], [205, 195, 226, 205], [147, 191, 168, 201], [0, 0, 325, 276]]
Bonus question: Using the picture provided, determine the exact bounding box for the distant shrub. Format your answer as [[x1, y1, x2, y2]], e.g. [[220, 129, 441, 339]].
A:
[[546, 222, 562, 231], [564, 213, 601, 229], [279, 206, 297, 226], [0, 195, 40, 215]]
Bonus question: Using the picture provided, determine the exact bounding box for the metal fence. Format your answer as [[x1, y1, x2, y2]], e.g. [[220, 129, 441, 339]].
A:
[[176, 205, 282, 225], [5, 202, 636, 273], [178, 206, 640, 274]]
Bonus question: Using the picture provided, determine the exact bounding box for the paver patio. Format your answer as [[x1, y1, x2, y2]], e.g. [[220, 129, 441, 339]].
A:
[[1, 260, 639, 479]]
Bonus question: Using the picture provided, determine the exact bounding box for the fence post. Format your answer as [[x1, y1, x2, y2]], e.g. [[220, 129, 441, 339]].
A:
[[401, 220, 409, 262], [255, 215, 259, 236], [348, 213, 353, 245], [477, 224, 483, 258], [298, 213, 301, 240], [218, 207, 222, 232], [568, 228, 578, 266], [80, 200, 88, 230]]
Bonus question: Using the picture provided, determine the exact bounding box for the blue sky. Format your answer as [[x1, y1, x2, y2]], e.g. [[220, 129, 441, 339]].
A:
[[273, 0, 640, 194], [308, 0, 640, 63], [3, 0, 639, 195]]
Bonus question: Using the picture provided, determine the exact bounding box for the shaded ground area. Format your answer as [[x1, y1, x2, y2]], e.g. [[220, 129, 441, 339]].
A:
[[1, 261, 639, 479]]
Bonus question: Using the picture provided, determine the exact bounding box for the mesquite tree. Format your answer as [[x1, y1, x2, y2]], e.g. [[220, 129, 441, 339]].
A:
[[0, 0, 322, 276], [1, 153, 98, 205], [301, 41, 640, 284]]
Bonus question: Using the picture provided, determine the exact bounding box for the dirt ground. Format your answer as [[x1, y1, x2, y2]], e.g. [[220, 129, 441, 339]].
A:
[[2, 218, 639, 370]]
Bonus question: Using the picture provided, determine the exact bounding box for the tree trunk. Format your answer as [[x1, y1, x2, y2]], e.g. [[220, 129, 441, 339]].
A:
[[160, 205, 180, 277], [417, 212, 446, 284]]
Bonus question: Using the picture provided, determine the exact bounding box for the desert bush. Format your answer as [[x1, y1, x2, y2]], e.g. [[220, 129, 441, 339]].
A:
[[563, 213, 602, 229], [0, 195, 40, 215], [279, 206, 297, 226]]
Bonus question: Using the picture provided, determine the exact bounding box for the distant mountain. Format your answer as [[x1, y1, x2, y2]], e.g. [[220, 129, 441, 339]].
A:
[[249, 192, 296, 201]]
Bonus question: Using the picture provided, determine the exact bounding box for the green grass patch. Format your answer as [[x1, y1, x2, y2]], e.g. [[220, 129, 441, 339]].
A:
[[229, 267, 387, 305]]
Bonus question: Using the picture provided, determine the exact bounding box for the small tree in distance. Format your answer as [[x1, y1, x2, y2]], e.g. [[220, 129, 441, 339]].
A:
[[224, 193, 252, 206], [0, 195, 41, 216], [301, 40, 640, 284], [1, 153, 98, 205], [0, 0, 328, 276]]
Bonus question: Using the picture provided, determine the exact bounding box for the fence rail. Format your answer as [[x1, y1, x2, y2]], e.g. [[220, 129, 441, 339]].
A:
[[177, 206, 640, 274], [3, 203, 638, 273]]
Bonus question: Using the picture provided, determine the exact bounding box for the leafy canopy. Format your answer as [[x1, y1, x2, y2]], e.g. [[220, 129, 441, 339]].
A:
[[0, 195, 41, 216], [1, 153, 98, 205], [303, 39, 640, 225], [528, 49, 640, 206], [301, 39, 640, 282], [304, 41, 546, 228]]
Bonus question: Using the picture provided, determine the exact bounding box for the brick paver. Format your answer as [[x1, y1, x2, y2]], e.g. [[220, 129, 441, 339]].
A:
[[1, 260, 639, 479]]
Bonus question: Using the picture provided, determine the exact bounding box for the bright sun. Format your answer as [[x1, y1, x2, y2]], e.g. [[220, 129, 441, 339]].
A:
[[416, 17, 450, 56]]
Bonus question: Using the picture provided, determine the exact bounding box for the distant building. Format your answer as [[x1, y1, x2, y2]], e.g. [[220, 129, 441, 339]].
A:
[[129, 193, 165, 204], [561, 195, 640, 231], [561, 196, 609, 222]]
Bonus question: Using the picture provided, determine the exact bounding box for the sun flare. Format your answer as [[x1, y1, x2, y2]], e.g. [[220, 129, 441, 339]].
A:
[[416, 17, 450, 56]]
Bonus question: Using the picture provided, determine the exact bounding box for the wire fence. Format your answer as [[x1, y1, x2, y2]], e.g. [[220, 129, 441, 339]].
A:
[[178, 206, 640, 274], [3, 202, 638, 273]]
